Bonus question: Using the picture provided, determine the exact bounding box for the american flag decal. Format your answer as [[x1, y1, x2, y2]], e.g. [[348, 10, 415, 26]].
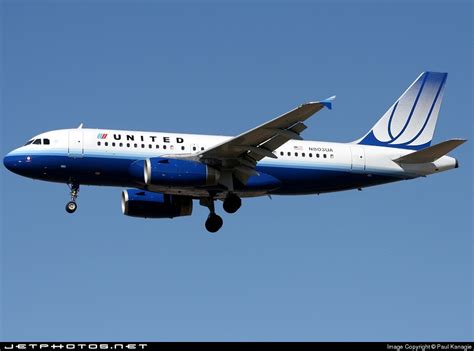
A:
[[293, 145, 303, 151], [97, 133, 108, 139]]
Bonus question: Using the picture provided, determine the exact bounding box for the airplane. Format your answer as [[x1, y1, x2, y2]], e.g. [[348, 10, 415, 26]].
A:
[[3, 71, 466, 233]]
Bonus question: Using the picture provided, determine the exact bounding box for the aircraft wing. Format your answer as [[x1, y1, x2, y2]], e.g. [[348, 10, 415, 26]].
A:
[[196, 97, 335, 185]]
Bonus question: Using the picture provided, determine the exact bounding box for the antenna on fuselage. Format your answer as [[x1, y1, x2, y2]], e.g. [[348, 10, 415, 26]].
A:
[[77, 123, 84, 129]]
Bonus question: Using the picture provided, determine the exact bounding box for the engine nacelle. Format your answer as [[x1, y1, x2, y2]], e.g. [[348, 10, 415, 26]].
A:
[[121, 189, 193, 218], [144, 157, 220, 187]]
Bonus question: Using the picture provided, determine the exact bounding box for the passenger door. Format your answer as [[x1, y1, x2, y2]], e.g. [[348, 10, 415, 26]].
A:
[[350, 145, 365, 171], [68, 130, 84, 158]]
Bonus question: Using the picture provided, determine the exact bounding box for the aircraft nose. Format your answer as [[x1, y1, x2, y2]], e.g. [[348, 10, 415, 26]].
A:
[[3, 152, 28, 174], [3, 152, 40, 178], [3, 153, 15, 172]]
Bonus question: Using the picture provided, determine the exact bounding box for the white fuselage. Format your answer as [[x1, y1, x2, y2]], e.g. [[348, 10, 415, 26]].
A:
[[4, 127, 458, 197]]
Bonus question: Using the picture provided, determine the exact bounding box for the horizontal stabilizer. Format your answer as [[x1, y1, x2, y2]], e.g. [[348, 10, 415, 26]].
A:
[[393, 139, 466, 164]]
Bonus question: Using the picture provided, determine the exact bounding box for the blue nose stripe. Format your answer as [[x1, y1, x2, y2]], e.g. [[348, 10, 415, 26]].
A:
[[3, 154, 33, 174], [3, 155, 15, 171]]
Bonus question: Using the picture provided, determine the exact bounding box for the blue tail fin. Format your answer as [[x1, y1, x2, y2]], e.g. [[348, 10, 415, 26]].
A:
[[356, 71, 448, 150]]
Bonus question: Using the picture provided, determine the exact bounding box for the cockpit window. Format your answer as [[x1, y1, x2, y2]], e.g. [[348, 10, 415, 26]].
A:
[[33, 139, 42, 145], [43, 139, 50, 145], [24, 140, 34, 146]]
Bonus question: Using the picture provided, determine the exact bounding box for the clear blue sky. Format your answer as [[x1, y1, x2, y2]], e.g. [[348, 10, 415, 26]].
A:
[[1, 0, 472, 341]]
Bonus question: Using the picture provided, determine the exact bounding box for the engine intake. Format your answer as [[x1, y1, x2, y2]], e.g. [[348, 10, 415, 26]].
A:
[[144, 157, 220, 187], [121, 189, 193, 218]]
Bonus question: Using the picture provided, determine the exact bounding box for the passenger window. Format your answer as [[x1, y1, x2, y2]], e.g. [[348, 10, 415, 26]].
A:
[[43, 139, 50, 145], [309, 153, 312, 158], [112, 142, 116, 147], [287, 152, 291, 156], [316, 153, 320, 158], [119, 143, 123, 147], [156, 145, 159, 149], [181, 146, 185, 151], [193, 147, 196, 151], [126, 143, 130, 147], [134, 143, 137, 148], [323, 154, 327, 158], [280, 152, 283, 156], [105, 142, 108, 146], [141, 144, 145, 148], [330, 154, 334, 159], [295, 152, 298, 157], [33, 139, 42, 145], [302, 153, 305, 157], [163, 145, 167, 150], [97, 141, 101, 146], [201, 147, 204, 151], [149, 144, 152, 149]]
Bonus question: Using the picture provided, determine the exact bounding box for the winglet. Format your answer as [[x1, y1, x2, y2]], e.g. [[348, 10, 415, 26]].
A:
[[77, 123, 84, 129], [320, 95, 336, 110]]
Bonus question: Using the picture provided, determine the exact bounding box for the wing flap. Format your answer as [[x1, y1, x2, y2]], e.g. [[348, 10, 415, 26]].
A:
[[289, 122, 308, 134]]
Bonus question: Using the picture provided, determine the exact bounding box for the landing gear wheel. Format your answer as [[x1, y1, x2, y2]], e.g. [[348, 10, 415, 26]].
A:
[[205, 213, 223, 233], [66, 201, 77, 213], [66, 183, 80, 214], [223, 194, 241, 214]]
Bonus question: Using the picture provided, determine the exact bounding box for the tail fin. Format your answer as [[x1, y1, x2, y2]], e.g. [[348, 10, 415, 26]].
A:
[[356, 71, 448, 150]]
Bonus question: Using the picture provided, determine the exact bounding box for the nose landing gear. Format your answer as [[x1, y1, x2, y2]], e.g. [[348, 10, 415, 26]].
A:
[[66, 201, 77, 213], [65, 183, 80, 214]]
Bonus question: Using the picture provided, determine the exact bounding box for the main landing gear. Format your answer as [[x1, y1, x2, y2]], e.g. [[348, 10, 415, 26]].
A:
[[65, 183, 80, 214], [201, 196, 223, 233], [206, 213, 223, 233], [223, 193, 242, 214], [201, 193, 242, 233]]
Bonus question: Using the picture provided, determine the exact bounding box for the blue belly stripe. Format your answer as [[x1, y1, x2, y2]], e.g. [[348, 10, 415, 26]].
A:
[[4, 153, 403, 195]]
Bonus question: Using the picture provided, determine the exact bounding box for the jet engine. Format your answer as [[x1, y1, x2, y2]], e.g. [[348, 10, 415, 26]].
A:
[[121, 189, 193, 218], [143, 157, 220, 187]]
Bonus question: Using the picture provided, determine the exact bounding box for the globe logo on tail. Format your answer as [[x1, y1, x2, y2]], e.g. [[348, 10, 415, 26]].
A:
[[357, 72, 447, 150]]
